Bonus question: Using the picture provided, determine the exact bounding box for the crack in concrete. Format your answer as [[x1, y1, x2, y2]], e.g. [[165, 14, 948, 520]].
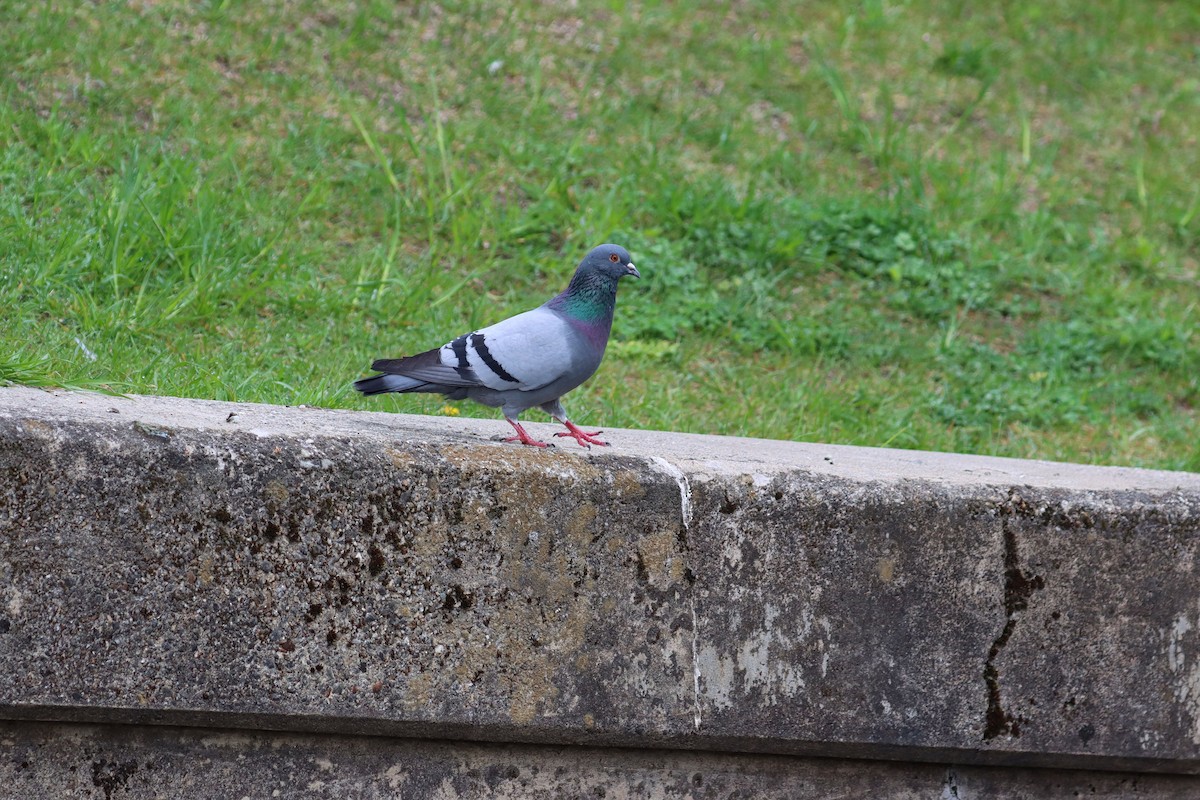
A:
[[648, 456, 700, 730], [983, 497, 1046, 741], [690, 595, 702, 731], [649, 457, 692, 532]]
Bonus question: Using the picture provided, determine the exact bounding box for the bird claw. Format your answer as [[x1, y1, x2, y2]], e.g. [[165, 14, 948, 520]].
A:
[[502, 419, 555, 447], [553, 426, 609, 448], [554, 433, 590, 449], [503, 435, 553, 448]]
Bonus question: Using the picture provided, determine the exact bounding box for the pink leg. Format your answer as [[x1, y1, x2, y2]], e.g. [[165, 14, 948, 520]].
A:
[[553, 420, 609, 448], [503, 419, 551, 448]]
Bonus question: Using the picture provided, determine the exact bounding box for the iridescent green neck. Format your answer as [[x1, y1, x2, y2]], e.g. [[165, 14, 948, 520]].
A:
[[550, 271, 619, 322]]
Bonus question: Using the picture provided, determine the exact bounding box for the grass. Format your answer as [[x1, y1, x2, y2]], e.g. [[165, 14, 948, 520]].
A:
[[1, 0, 1197, 471]]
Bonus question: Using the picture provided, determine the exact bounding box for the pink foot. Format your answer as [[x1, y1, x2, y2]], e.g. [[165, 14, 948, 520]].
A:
[[504, 419, 551, 448], [553, 420, 609, 448]]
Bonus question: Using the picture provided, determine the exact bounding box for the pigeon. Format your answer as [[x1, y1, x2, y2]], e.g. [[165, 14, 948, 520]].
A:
[[355, 243, 639, 448]]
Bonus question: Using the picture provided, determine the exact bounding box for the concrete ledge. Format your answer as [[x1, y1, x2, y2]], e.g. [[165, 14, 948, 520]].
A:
[[5, 720, 1199, 799], [1, 387, 1199, 782]]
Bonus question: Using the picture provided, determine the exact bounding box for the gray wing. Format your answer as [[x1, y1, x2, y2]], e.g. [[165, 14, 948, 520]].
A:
[[436, 307, 577, 392]]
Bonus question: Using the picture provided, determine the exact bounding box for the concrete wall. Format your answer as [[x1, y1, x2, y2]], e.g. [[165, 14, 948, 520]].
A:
[[1, 387, 1198, 796]]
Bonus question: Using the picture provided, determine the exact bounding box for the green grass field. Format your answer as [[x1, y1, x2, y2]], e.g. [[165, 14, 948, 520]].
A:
[[2, 1, 1197, 470]]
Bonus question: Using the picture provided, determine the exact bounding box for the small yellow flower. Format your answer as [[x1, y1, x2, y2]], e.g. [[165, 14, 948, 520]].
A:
[[439, 405, 461, 416]]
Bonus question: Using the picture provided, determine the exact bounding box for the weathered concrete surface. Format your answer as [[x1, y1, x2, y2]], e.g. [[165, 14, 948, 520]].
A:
[[4, 720, 1197, 799], [1, 387, 1199, 778]]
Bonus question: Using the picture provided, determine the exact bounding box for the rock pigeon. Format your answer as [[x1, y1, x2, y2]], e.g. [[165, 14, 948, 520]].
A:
[[355, 244, 639, 448]]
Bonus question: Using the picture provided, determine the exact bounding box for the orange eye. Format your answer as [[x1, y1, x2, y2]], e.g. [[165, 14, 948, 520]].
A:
[[609, 253, 619, 262]]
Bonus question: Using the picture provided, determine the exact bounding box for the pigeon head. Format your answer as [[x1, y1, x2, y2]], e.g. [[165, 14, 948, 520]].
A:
[[580, 243, 640, 281], [551, 243, 639, 324]]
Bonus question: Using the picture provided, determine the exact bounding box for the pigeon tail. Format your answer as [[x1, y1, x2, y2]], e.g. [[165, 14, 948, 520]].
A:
[[353, 373, 427, 395], [355, 346, 483, 397]]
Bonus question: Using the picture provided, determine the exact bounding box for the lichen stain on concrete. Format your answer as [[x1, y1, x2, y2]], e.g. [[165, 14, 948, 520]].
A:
[[612, 469, 647, 501], [720, 536, 743, 570], [489, 554, 590, 726], [508, 672, 559, 726], [376, 443, 622, 728], [1166, 608, 1200, 745], [696, 640, 736, 711], [406, 500, 453, 563], [565, 504, 597, 550], [877, 557, 896, 584], [197, 552, 215, 585], [401, 671, 434, 713], [637, 524, 685, 589], [384, 763, 407, 790], [439, 443, 604, 485], [697, 603, 809, 711], [263, 480, 289, 505], [738, 604, 807, 705], [6, 587, 23, 617], [16, 418, 58, 445], [384, 446, 420, 470], [469, 495, 505, 535]]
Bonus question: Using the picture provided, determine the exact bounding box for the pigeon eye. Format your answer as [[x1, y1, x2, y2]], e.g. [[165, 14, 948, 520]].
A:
[[609, 253, 619, 262]]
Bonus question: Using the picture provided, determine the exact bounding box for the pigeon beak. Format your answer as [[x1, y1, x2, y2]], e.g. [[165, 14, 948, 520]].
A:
[[625, 263, 640, 279]]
